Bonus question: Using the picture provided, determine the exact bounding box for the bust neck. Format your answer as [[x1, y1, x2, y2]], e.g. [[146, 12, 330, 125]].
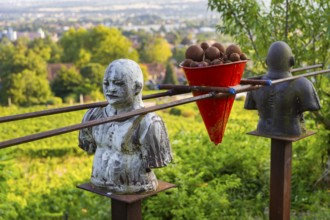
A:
[[265, 69, 292, 79], [105, 103, 144, 116]]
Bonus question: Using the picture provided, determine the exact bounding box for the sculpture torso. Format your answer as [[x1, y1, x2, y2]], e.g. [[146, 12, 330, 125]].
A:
[[245, 76, 320, 136], [79, 107, 172, 194]]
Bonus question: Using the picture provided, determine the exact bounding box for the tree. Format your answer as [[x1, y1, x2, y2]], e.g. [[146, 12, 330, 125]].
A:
[[142, 36, 172, 64], [51, 66, 82, 100], [171, 46, 186, 66], [0, 40, 15, 87], [28, 36, 61, 63], [8, 70, 52, 106], [180, 35, 193, 46], [165, 31, 182, 45], [59, 25, 139, 67], [59, 27, 88, 65], [208, 0, 330, 184], [134, 30, 154, 63], [79, 63, 105, 94], [0, 38, 50, 105], [1, 38, 48, 77], [139, 64, 151, 83], [207, 0, 330, 73], [163, 62, 179, 85]]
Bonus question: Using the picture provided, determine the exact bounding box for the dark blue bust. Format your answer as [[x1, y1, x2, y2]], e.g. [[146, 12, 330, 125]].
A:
[[244, 41, 321, 136]]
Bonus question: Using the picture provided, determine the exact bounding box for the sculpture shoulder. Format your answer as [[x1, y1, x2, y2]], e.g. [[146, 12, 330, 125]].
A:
[[82, 107, 104, 122], [292, 77, 313, 88], [291, 77, 317, 96], [291, 77, 321, 111], [141, 112, 163, 125], [138, 112, 169, 141], [79, 107, 104, 154]]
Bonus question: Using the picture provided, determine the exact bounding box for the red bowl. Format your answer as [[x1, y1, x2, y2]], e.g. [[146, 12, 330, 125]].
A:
[[181, 60, 248, 144]]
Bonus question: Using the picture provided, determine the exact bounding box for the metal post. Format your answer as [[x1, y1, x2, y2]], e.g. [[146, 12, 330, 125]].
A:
[[111, 199, 142, 220], [77, 181, 175, 220], [248, 130, 316, 220], [270, 139, 292, 220]]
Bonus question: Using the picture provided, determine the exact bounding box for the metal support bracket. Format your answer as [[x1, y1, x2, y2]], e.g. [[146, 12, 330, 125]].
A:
[[77, 181, 175, 220], [247, 130, 316, 220]]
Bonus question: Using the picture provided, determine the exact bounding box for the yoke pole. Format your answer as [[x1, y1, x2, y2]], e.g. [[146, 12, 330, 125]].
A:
[[0, 93, 214, 149], [0, 89, 189, 124]]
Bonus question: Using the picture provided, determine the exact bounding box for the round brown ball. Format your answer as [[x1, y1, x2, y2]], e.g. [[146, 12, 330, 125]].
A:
[[240, 53, 247, 60], [198, 61, 209, 67], [226, 44, 242, 57], [205, 46, 221, 61], [185, 45, 204, 62], [181, 59, 193, 67], [212, 42, 225, 54], [210, 59, 223, 65], [190, 61, 200, 67], [200, 42, 209, 50], [229, 53, 240, 62]]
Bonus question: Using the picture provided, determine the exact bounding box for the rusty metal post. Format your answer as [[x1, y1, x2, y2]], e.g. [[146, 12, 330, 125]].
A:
[[269, 139, 292, 220], [77, 181, 175, 220], [248, 130, 316, 220], [111, 199, 142, 220]]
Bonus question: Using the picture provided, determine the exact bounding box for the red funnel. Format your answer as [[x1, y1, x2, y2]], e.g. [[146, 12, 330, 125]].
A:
[[182, 60, 247, 144]]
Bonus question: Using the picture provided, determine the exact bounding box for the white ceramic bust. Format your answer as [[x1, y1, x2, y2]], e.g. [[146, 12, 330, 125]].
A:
[[78, 59, 172, 194]]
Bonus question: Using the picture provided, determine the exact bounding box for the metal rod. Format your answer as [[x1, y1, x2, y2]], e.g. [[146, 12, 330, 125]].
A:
[[0, 89, 190, 124], [159, 81, 271, 95], [291, 64, 323, 73], [142, 89, 189, 100], [0, 101, 107, 124], [272, 69, 330, 84], [229, 69, 330, 94], [231, 84, 263, 94], [0, 93, 214, 149], [158, 84, 236, 94], [0, 68, 329, 149], [239, 79, 272, 85], [248, 63, 323, 79]]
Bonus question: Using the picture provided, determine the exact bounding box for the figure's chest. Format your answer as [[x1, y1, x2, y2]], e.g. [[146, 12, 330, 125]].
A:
[[92, 119, 135, 149]]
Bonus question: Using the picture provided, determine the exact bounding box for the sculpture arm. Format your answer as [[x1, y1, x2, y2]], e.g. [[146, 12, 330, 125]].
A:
[[140, 114, 173, 168], [78, 107, 103, 154], [294, 78, 321, 113], [244, 91, 257, 110]]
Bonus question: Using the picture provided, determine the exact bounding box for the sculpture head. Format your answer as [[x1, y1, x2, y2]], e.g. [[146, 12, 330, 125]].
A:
[[265, 41, 295, 79], [103, 59, 144, 111]]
